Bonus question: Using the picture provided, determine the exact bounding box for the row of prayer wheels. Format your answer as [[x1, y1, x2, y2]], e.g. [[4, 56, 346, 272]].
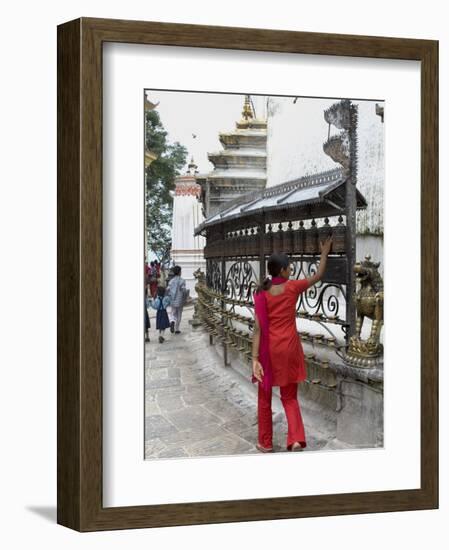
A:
[[196, 285, 346, 328], [197, 297, 254, 327], [199, 311, 254, 362], [302, 353, 338, 390], [297, 310, 342, 324], [300, 332, 337, 348], [199, 286, 254, 308], [196, 284, 253, 361], [204, 217, 346, 258]]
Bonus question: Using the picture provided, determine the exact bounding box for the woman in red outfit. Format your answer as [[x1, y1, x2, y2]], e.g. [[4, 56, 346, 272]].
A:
[[251, 236, 332, 453]]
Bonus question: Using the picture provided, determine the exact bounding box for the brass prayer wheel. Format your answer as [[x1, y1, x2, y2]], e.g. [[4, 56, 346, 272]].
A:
[[232, 233, 240, 256], [253, 228, 260, 256], [223, 236, 230, 257], [247, 227, 257, 255], [228, 232, 236, 256], [305, 219, 319, 254], [282, 221, 293, 254], [273, 222, 284, 253], [293, 220, 306, 254], [318, 217, 332, 251], [332, 215, 346, 254], [239, 232, 246, 257], [264, 223, 274, 255]]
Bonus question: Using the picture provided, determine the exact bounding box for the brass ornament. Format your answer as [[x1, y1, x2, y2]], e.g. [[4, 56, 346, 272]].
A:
[[343, 255, 384, 368], [241, 95, 253, 121]]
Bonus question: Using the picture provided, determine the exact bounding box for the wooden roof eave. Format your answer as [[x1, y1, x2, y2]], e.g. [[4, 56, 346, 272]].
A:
[[196, 201, 337, 236], [193, 178, 368, 236]]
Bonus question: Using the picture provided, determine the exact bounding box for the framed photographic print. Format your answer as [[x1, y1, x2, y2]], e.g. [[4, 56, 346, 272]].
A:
[[57, 17, 438, 531]]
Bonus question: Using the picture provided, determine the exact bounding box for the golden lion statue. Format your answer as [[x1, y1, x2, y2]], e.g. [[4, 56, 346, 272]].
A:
[[346, 255, 384, 366]]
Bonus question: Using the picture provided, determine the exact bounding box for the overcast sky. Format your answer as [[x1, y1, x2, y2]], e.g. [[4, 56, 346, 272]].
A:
[[144, 89, 383, 179]]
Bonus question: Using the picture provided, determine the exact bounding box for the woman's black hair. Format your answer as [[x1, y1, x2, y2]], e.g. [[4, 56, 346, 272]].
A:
[[173, 265, 181, 276], [156, 285, 166, 297], [255, 253, 290, 293]]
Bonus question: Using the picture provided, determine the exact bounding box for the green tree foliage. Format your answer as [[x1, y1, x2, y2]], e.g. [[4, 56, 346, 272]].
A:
[[145, 109, 187, 262]]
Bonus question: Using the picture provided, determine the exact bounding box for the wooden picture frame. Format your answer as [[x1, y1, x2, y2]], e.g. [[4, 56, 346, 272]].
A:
[[57, 17, 438, 531]]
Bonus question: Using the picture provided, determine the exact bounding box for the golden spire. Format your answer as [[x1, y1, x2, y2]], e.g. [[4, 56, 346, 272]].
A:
[[241, 95, 254, 121], [187, 156, 198, 175]]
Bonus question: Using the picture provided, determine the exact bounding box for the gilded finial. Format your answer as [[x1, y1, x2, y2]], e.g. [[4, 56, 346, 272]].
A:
[[241, 95, 253, 121], [187, 156, 198, 175]]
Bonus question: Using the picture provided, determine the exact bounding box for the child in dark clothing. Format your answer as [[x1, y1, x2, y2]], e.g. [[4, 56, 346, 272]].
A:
[[150, 286, 171, 343]]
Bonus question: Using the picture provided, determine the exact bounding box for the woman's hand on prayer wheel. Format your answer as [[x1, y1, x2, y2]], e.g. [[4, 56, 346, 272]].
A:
[[319, 235, 333, 256]]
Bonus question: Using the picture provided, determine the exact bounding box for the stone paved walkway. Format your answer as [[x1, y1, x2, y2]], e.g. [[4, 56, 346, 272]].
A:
[[145, 304, 328, 459]]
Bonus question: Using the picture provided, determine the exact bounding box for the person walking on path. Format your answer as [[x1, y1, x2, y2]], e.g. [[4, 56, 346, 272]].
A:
[[167, 265, 187, 334], [144, 262, 151, 342], [150, 286, 171, 343], [158, 262, 167, 287], [251, 236, 332, 453], [145, 299, 151, 342], [148, 261, 158, 298]]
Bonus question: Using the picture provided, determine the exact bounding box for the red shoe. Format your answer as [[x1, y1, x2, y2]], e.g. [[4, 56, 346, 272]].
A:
[[256, 443, 274, 453], [287, 442, 304, 452]]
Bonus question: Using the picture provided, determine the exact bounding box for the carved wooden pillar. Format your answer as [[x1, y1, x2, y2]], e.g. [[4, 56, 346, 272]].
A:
[[258, 214, 266, 284], [345, 181, 356, 342]]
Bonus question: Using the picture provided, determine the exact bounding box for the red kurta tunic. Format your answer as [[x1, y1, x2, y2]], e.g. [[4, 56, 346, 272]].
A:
[[265, 278, 310, 386]]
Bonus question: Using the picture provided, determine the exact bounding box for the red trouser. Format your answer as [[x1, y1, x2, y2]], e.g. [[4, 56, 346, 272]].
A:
[[258, 383, 306, 450]]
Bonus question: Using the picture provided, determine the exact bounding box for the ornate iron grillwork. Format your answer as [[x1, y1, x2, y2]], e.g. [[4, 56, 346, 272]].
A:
[[290, 258, 346, 323], [224, 260, 259, 303], [206, 259, 222, 292]]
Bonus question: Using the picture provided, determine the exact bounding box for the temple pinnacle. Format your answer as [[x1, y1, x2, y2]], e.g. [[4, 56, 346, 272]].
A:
[[187, 156, 198, 175], [241, 95, 254, 121]]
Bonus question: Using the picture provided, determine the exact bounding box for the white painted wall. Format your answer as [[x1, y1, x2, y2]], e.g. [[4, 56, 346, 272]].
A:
[[171, 192, 206, 296], [267, 97, 385, 235], [171, 193, 206, 251], [267, 96, 338, 184], [356, 102, 385, 235]]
